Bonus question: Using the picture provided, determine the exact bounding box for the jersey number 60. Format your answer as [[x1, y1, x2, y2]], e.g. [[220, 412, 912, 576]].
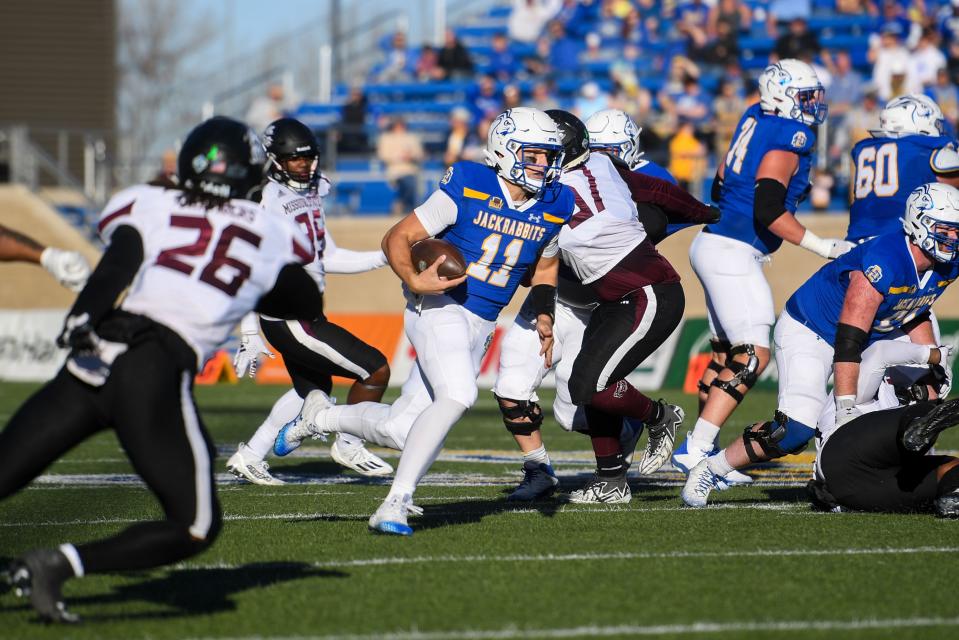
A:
[[854, 143, 899, 199]]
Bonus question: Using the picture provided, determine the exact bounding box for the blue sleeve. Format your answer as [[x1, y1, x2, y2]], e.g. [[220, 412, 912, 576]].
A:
[[438, 162, 468, 201], [858, 243, 893, 294], [768, 121, 815, 156]]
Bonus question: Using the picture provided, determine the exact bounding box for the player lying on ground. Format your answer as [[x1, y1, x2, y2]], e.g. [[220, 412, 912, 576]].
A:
[[493, 109, 721, 502], [0, 223, 91, 291], [279, 107, 575, 535], [682, 182, 959, 507], [0, 117, 323, 623], [674, 59, 853, 485], [227, 117, 393, 485]]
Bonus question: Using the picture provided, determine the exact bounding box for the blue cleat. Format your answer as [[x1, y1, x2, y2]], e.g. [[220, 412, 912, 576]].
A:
[[273, 419, 312, 457], [368, 494, 423, 536], [507, 461, 559, 501]]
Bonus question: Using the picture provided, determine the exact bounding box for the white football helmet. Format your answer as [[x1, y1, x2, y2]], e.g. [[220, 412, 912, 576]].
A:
[[873, 94, 945, 138], [758, 59, 827, 126], [585, 109, 643, 169], [903, 182, 959, 262], [485, 107, 564, 194]]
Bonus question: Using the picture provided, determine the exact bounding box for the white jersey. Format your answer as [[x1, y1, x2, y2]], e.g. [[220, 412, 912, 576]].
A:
[[557, 153, 646, 283], [261, 177, 330, 289], [97, 185, 312, 365]]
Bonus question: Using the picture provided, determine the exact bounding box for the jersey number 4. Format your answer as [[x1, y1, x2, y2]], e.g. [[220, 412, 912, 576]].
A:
[[854, 143, 899, 199], [466, 233, 523, 287], [156, 215, 262, 296]]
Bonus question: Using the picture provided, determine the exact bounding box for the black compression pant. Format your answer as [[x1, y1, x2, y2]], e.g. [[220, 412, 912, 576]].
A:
[[0, 335, 221, 574]]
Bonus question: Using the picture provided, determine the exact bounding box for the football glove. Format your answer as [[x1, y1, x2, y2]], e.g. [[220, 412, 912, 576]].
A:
[[800, 231, 855, 260], [41, 248, 91, 292], [233, 331, 274, 378], [835, 395, 861, 427]]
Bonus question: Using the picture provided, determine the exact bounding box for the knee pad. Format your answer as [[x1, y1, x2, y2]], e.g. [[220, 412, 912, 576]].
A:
[[742, 411, 813, 462], [495, 394, 544, 436], [710, 338, 732, 355], [710, 343, 760, 403]]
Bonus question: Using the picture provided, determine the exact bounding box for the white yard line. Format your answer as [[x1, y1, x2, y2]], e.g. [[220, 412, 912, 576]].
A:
[[190, 615, 959, 639]]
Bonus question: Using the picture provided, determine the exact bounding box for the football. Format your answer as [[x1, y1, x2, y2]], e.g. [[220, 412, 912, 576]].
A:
[[410, 238, 467, 278]]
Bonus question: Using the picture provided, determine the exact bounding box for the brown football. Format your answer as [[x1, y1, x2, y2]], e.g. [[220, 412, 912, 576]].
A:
[[410, 238, 467, 278]]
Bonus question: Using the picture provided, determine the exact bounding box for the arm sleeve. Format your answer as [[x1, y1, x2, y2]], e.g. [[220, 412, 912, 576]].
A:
[[322, 228, 388, 273], [239, 312, 260, 335], [413, 189, 459, 236], [613, 162, 717, 224], [68, 225, 144, 327], [541, 234, 560, 258], [256, 264, 324, 320]]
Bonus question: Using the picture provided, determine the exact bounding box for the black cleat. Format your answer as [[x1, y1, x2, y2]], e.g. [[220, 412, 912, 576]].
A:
[[5, 549, 79, 624], [903, 398, 959, 453], [935, 489, 959, 518]]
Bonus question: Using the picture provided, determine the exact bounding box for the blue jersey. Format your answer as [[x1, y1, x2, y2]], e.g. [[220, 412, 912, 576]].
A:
[[847, 134, 953, 242], [434, 161, 575, 321], [709, 103, 815, 254], [785, 232, 959, 346]]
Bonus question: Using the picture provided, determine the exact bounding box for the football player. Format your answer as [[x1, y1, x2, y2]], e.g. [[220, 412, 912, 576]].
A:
[[281, 107, 575, 535], [674, 60, 852, 484], [848, 94, 959, 244], [0, 117, 321, 622], [0, 224, 91, 291], [493, 110, 719, 502], [683, 183, 959, 507], [227, 117, 393, 485], [585, 109, 676, 184]]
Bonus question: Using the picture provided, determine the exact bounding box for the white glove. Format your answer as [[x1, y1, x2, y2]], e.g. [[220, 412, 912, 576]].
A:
[[835, 395, 861, 427], [40, 248, 91, 292], [799, 231, 856, 260], [233, 332, 274, 378], [936, 345, 954, 398]]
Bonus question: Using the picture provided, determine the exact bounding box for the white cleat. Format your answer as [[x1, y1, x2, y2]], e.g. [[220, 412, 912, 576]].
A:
[[682, 459, 721, 508], [300, 389, 334, 430], [673, 432, 753, 488], [227, 443, 285, 485], [637, 401, 684, 475], [330, 438, 394, 477], [368, 494, 423, 536], [722, 468, 754, 486]]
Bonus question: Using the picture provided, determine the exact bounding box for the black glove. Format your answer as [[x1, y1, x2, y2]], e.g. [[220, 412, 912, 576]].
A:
[[57, 313, 97, 352], [706, 204, 721, 224]]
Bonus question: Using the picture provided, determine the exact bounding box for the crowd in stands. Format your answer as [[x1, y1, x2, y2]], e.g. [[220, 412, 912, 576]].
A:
[[273, 0, 959, 214]]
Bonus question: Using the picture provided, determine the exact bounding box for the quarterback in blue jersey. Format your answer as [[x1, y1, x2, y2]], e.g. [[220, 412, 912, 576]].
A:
[[848, 94, 959, 243], [674, 60, 854, 483], [683, 183, 959, 507], [282, 107, 575, 535]]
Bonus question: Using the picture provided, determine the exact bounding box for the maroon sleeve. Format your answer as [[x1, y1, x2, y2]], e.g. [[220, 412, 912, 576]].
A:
[[614, 162, 717, 224]]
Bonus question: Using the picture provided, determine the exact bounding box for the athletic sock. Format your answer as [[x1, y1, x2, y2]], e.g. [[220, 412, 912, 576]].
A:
[[247, 388, 303, 459], [596, 453, 627, 477], [386, 397, 467, 499], [58, 544, 84, 577], [523, 445, 550, 466], [326, 402, 405, 450], [706, 450, 736, 477], [690, 417, 721, 450]]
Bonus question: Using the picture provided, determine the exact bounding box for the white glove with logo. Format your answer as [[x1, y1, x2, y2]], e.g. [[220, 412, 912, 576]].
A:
[[835, 394, 862, 428], [40, 248, 91, 292], [233, 331, 274, 378], [800, 231, 856, 260]]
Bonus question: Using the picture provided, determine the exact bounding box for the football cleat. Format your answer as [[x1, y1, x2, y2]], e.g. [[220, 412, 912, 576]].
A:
[[369, 494, 423, 536], [620, 418, 645, 466], [935, 488, 959, 518], [4, 549, 79, 624], [330, 438, 394, 477], [273, 418, 315, 457], [568, 473, 631, 504], [636, 401, 684, 475], [226, 443, 285, 485], [902, 398, 959, 452], [682, 459, 721, 508], [673, 433, 752, 487], [508, 460, 560, 501]]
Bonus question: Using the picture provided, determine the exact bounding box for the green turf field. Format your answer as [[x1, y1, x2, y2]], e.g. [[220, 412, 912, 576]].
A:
[[1, 381, 958, 639]]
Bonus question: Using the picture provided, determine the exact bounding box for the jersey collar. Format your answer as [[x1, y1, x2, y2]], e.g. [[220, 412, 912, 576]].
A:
[[496, 175, 538, 213]]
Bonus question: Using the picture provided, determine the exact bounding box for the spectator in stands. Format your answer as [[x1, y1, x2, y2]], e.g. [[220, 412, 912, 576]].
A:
[[528, 81, 560, 111], [573, 81, 610, 117], [415, 45, 444, 82], [151, 149, 178, 187], [837, 0, 879, 16], [668, 118, 707, 192], [581, 32, 615, 63], [503, 84, 523, 110], [676, 0, 711, 54], [838, 87, 882, 151], [621, 7, 645, 46], [909, 28, 947, 92], [675, 75, 712, 135], [929, 67, 959, 126], [809, 167, 835, 211], [771, 17, 820, 63], [473, 75, 502, 120], [610, 44, 643, 96], [377, 31, 413, 83], [939, 0, 959, 82], [765, 0, 811, 37], [246, 83, 288, 135], [523, 36, 553, 77], [376, 117, 424, 216], [871, 25, 914, 100], [461, 116, 491, 163], [826, 51, 865, 161], [508, 0, 563, 44], [339, 84, 369, 154], [713, 78, 746, 165], [594, 0, 624, 40], [547, 20, 582, 74], [443, 107, 477, 167], [488, 33, 519, 82], [708, 0, 751, 39], [696, 18, 741, 67], [438, 29, 474, 80], [875, 0, 917, 50]]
